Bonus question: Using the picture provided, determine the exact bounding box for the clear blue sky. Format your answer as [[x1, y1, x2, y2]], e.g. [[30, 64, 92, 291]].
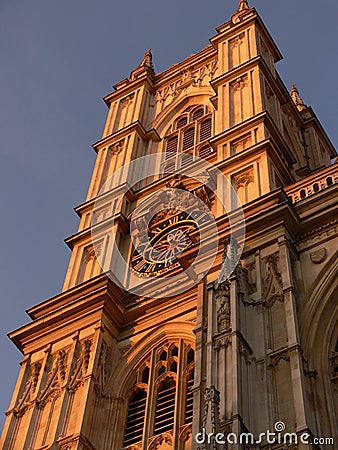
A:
[[0, 0, 337, 427]]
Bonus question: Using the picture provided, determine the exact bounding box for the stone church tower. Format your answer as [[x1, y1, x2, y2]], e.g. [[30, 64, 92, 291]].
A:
[[1, 1, 337, 449]]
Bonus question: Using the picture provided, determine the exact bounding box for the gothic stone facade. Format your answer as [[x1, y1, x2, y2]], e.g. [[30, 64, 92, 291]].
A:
[[1, 3, 337, 450]]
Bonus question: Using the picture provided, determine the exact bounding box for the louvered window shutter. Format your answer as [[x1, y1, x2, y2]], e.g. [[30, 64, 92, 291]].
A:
[[182, 128, 195, 151], [176, 116, 188, 129], [199, 118, 212, 142], [123, 389, 147, 447], [192, 108, 204, 121], [185, 369, 194, 424], [154, 379, 176, 435]]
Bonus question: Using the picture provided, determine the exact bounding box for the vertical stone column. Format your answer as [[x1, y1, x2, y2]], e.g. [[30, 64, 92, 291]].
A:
[[278, 236, 309, 435], [206, 283, 216, 388], [229, 272, 241, 449], [192, 282, 205, 449]]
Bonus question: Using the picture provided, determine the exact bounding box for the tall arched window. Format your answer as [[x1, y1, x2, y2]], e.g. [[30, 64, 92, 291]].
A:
[[162, 105, 213, 174], [122, 341, 194, 449]]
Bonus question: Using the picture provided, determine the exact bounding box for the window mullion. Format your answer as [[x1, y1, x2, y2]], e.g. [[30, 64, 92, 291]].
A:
[[172, 339, 185, 447], [194, 123, 198, 157], [142, 348, 156, 449], [177, 130, 184, 170]]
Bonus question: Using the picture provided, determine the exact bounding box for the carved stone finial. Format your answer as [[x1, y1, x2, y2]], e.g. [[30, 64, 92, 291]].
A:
[[290, 84, 307, 111], [215, 237, 240, 287], [237, 0, 249, 11], [138, 48, 154, 70]]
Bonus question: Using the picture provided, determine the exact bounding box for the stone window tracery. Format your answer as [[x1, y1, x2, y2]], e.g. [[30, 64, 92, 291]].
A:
[[231, 167, 255, 205], [122, 342, 194, 449], [162, 105, 214, 174]]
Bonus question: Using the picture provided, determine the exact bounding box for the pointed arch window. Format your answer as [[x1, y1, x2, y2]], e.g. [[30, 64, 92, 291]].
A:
[[162, 105, 213, 175], [192, 107, 204, 121], [176, 116, 188, 129], [122, 341, 194, 449]]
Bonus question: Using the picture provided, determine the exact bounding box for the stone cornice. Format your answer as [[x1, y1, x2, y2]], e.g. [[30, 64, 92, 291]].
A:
[[25, 274, 126, 320], [64, 211, 128, 249], [74, 182, 136, 217], [9, 275, 128, 352], [103, 70, 155, 106], [210, 55, 286, 105], [209, 110, 296, 166], [92, 121, 161, 153]]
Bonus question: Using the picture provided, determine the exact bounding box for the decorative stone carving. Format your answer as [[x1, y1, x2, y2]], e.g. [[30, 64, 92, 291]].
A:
[[232, 167, 254, 191], [180, 68, 196, 88], [310, 247, 327, 264], [148, 432, 173, 450], [155, 60, 218, 112], [59, 444, 73, 450], [230, 33, 244, 49], [296, 219, 338, 250], [214, 336, 231, 351], [329, 351, 338, 391], [37, 350, 68, 407], [265, 81, 274, 99], [239, 341, 253, 364], [14, 361, 41, 416], [94, 341, 110, 397], [125, 445, 142, 450], [119, 343, 132, 356], [194, 185, 213, 209], [121, 93, 135, 108], [262, 254, 283, 306], [199, 386, 221, 450], [68, 339, 92, 393], [146, 185, 212, 231], [231, 76, 247, 92], [165, 173, 185, 189], [109, 139, 124, 156], [179, 423, 192, 443], [269, 351, 290, 368], [84, 245, 96, 263], [244, 260, 256, 293], [215, 282, 231, 332]]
